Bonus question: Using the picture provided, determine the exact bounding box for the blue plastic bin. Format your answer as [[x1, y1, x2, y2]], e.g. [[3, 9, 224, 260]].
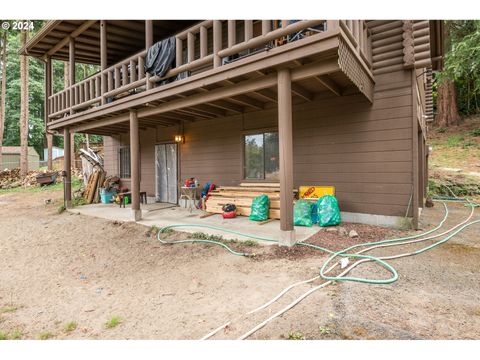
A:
[[100, 188, 115, 204]]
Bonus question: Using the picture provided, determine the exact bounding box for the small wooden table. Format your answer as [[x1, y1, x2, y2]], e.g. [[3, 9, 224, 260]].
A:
[[118, 191, 147, 208]]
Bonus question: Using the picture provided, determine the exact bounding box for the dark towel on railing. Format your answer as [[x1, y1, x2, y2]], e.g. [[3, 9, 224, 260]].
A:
[[144, 37, 176, 77]]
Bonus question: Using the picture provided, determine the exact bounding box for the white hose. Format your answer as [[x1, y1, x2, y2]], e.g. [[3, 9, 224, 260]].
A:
[[203, 204, 476, 340], [238, 216, 479, 339]]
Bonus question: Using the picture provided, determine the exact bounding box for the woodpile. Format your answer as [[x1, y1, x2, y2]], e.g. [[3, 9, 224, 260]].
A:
[[205, 183, 281, 219], [0, 168, 61, 189]]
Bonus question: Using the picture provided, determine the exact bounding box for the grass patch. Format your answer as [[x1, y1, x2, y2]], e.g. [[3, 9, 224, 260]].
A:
[[446, 134, 464, 147], [73, 197, 86, 207], [470, 128, 480, 137], [188, 232, 225, 241], [462, 140, 479, 149], [38, 332, 53, 340], [105, 316, 123, 329], [0, 176, 82, 195], [435, 127, 447, 133], [319, 326, 332, 335], [161, 228, 174, 235], [242, 240, 259, 247], [0, 306, 18, 313], [287, 331, 305, 340], [9, 330, 23, 340], [147, 225, 161, 237], [0, 331, 7, 340], [57, 205, 66, 214], [64, 321, 77, 333]]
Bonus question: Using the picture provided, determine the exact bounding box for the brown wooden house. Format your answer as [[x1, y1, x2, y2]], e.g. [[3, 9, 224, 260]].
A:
[[22, 20, 442, 245]]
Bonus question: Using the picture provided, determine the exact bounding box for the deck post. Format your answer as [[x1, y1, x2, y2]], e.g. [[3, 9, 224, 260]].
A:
[[45, 56, 53, 170], [68, 37, 76, 169], [129, 109, 141, 221], [100, 20, 107, 104], [145, 20, 153, 48], [63, 127, 72, 209], [145, 20, 153, 90], [277, 68, 295, 246], [68, 37, 75, 115], [213, 20, 222, 68], [412, 71, 419, 229]]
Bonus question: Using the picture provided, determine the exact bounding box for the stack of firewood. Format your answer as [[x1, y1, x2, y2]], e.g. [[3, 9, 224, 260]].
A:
[[0, 168, 61, 189]]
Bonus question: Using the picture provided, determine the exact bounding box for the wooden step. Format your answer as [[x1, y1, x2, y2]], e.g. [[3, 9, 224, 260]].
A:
[[206, 197, 280, 209], [205, 204, 281, 219]]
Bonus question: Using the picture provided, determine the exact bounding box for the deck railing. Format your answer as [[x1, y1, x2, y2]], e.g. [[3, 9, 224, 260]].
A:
[[339, 20, 373, 68], [48, 20, 372, 121]]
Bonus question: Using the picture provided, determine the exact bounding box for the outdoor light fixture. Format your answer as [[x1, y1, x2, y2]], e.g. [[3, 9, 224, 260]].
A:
[[174, 135, 184, 143]]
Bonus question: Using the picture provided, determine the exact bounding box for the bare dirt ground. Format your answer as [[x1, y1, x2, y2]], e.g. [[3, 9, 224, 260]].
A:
[[1, 188, 479, 340]]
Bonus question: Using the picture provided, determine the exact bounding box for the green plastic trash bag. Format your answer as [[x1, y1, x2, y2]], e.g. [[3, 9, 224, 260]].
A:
[[294, 200, 314, 227], [317, 195, 341, 227], [293, 199, 313, 226], [249, 194, 270, 221], [311, 202, 318, 224]]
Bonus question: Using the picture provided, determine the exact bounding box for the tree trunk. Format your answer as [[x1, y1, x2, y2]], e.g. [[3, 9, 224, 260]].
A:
[[435, 78, 462, 127], [0, 32, 7, 170], [20, 30, 29, 176]]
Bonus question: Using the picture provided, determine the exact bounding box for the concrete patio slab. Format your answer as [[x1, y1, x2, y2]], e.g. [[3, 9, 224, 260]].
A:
[[70, 203, 321, 244]]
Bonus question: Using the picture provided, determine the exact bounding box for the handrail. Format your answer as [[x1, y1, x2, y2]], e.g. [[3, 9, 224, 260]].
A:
[[47, 19, 372, 122]]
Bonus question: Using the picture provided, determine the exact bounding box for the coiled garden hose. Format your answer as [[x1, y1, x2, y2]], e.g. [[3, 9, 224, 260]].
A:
[[160, 201, 477, 339], [157, 203, 451, 285]]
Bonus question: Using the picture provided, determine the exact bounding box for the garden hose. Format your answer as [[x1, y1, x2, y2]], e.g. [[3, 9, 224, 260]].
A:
[[156, 223, 280, 257], [197, 201, 479, 339], [237, 215, 480, 340], [158, 203, 450, 285]]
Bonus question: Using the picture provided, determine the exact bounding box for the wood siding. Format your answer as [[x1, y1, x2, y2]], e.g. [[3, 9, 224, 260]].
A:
[[99, 20, 430, 219], [103, 68, 414, 217]]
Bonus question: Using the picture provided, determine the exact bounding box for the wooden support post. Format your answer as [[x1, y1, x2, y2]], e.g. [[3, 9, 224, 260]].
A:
[[68, 38, 76, 170], [418, 132, 425, 207], [100, 20, 107, 104], [70, 132, 75, 170], [262, 20, 271, 35], [200, 26, 207, 58], [63, 127, 72, 208], [411, 71, 419, 229], [46, 133, 53, 170], [145, 20, 153, 90], [277, 68, 295, 246], [145, 20, 153, 48], [130, 110, 141, 221], [45, 57, 53, 170], [213, 20, 222, 68], [245, 20, 253, 41], [68, 37, 75, 115], [228, 20, 236, 47], [176, 37, 182, 67], [187, 32, 195, 63]]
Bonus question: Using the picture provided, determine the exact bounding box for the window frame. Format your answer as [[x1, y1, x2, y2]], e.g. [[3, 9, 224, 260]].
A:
[[118, 146, 131, 180], [241, 128, 279, 182]]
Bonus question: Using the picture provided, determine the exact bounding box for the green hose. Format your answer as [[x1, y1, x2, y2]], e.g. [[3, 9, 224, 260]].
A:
[[156, 203, 455, 284], [157, 224, 279, 257]]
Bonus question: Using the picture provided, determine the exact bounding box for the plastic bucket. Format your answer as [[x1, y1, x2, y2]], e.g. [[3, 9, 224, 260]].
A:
[[100, 188, 115, 204]]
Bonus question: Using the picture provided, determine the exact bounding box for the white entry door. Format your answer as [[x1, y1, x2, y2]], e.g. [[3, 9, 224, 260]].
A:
[[155, 144, 178, 203]]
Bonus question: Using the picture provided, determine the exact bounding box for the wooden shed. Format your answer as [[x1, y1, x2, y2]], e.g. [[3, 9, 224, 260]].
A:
[[1, 146, 40, 171]]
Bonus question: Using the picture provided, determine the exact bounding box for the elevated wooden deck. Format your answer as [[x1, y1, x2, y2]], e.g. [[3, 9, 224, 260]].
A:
[[45, 20, 374, 135]]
